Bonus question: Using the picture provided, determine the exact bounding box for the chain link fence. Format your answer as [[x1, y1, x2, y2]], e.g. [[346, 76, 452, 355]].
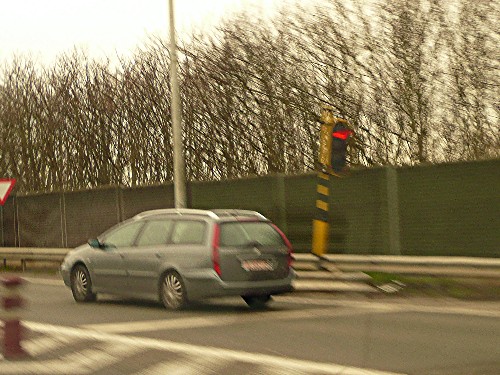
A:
[[1, 160, 499, 256]]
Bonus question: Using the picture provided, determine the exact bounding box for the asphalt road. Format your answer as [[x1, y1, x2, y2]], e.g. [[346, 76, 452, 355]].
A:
[[1, 275, 499, 375]]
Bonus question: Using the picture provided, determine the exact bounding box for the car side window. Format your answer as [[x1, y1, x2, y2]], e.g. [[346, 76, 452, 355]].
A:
[[171, 220, 206, 244], [136, 220, 173, 247], [103, 221, 143, 248]]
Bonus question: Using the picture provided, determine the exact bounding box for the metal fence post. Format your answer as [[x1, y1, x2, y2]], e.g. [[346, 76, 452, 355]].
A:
[[275, 174, 288, 235], [15, 197, 20, 248], [386, 166, 401, 255], [0, 205, 4, 247]]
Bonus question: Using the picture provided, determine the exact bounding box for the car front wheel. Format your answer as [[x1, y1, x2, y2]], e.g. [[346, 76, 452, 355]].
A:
[[70, 265, 96, 302], [160, 271, 187, 310]]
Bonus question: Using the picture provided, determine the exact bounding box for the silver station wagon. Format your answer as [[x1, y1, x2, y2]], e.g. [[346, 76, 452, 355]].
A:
[[60, 209, 295, 309]]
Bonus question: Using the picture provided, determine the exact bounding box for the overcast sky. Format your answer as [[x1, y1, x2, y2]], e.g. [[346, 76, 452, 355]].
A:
[[0, 0, 287, 64]]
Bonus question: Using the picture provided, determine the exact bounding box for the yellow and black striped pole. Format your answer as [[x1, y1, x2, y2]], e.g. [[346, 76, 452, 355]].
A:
[[312, 106, 336, 258], [312, 171, 330, 257]]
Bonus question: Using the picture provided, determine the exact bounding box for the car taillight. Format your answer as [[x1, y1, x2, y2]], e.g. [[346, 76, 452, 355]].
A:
[[271, 224, 294, 269], [212, 224, 222, 277]]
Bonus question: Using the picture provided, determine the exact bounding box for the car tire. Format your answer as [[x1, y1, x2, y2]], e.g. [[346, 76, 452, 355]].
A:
[[160, 271, 187, 310], [70, 265, 96, 303], [242, 295, 271, 309]]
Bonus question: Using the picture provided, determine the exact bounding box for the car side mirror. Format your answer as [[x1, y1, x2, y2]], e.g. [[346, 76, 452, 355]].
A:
[[88, 238, 103, 249]]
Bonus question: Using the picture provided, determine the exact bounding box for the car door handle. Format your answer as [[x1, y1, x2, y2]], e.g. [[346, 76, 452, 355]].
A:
[[119, 253, 125, 259], [155, 253, 163, 259]]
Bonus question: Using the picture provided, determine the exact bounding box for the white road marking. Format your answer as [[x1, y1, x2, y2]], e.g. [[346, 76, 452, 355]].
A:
[[81, 306, 399, 333], [64, 341, 143, 371], [275, 296, 500, 318], [399, 304, 500, 318], [23, 334, 73, 356], [19, 321, 406, 375], [23, 277, 64, 287], [82, 315, 241, 333], [0, 341, 143, 374], [264, 365, 310, 375], [133, 359, 195, 375], [134, 355, 229, 375]]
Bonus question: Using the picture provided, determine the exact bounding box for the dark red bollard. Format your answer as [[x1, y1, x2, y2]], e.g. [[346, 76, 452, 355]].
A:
[[1, 276, 27, 359]]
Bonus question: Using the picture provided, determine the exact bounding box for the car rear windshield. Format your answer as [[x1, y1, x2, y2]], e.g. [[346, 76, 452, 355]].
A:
[[219, 221, 285, 247]]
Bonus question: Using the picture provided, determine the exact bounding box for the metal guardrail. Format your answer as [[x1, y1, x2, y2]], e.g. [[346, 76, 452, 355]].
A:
[[1, 248, 499, 278], [293, 253, 500, 278], [0, 248, 68, 271]]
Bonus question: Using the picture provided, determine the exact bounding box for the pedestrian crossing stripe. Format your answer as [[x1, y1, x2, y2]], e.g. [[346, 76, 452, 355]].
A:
[[0, 321, 405, 375]]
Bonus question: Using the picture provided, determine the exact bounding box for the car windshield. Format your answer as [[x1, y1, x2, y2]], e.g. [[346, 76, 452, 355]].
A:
[[219, 221, 285, 247]]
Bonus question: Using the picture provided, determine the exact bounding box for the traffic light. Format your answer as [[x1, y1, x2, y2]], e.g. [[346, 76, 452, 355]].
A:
[[330, 121, 353, 173]]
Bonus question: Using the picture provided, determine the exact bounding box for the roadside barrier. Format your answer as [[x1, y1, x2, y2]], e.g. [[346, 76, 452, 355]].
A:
[[0, 275, 27, 359], [293, 253, 500, 279], [0, 247, 499, 278], [0, 248, 68, 271]]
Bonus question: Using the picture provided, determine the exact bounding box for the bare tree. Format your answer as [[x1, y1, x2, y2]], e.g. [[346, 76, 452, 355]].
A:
[[0, 0, 497, 193]]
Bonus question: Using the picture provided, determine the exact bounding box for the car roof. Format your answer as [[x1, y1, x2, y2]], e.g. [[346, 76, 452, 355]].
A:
[[133, 208, 269, 222]]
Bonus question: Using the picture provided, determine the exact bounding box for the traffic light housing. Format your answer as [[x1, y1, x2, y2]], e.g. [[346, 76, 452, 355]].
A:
[[330, 121, 353, 173]]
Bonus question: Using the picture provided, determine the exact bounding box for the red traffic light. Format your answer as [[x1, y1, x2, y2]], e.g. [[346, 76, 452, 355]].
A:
[[330, 123, 353, 173], [332, 129, 352, 140]]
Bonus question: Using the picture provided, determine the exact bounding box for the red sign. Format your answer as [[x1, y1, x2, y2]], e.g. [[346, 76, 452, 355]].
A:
[[0, 179, 16, 206]]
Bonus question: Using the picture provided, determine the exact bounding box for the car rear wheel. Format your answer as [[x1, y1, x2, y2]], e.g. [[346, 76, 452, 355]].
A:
[[160, 271, 187, 310], [70, 265, 96, 302], [242, 295, 271, 309]]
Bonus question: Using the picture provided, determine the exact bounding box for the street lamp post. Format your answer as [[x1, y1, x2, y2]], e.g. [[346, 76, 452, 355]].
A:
[[168, 0, 187, 208]]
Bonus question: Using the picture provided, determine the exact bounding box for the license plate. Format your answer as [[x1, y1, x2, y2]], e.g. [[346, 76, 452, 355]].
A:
[[241, 259, 274, 271]]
